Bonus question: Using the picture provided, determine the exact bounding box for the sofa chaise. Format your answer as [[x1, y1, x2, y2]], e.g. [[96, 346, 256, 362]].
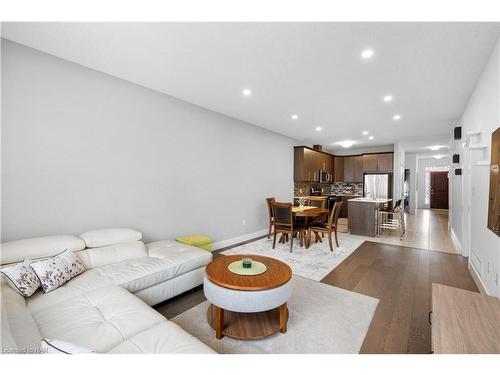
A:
[[0, 228, 215, 354]]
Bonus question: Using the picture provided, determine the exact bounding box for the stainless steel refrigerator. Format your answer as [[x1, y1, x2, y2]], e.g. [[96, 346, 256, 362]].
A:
[[364, 174, 391, 199]]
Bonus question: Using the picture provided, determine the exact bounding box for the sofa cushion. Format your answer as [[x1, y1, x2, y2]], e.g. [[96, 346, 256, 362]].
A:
[[94, 257, 180, 293], [95, 242, 211, 293], [77, 241, 147, 269], [108, 321, 216, 354], [146, 240, 213, 266], [1, 235, 85, 266], [1, 299, 18, 353], [0, 259, 41, 297], [30, 249, 86, 293], [27, 269, 114, 313], [31, 285, 165, 353], [40, 339, 95, 354], [79, 228, 142, 248], [1, 285, 42, 353]]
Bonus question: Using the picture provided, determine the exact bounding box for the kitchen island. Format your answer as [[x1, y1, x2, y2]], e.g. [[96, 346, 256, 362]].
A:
[[348, 197, 392, 237]]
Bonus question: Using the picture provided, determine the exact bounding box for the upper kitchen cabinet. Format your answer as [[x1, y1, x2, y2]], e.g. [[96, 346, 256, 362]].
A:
[[362, 154, 378, 172], [334, 156, 344, 182], [377, 153, 394, 172], [294, 146, 334, 182], [343, 155, 363, 182], [343, 156, 353, 182], [362, 153, 394, 173], [353, 156, 364, 182]]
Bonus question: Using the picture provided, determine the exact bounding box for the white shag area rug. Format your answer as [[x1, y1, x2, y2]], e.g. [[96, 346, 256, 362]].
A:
[[221, 233, 368, 281], [172, 276, 378, 354]]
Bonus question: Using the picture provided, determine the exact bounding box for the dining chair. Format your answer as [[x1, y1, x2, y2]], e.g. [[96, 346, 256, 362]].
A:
[[266, 197, 276, 239], [309, 201, 343, 252], [307, 196, 328, 230], [272, 202, 305, 253], [307, 197, 326, 208]]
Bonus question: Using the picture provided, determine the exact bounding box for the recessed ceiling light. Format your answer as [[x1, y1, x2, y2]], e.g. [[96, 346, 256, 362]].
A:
[[361, 49, 374, 59], [315, 126, 322, 132], [428, 145, 444, 151], [338, 140, 355, 148], [369, 136, 374, 140], [434, 154, 445, 159], [383, 95, 393, 102], [362, 131, 369, 135], [291, 114, 298, 120], [393, 114, 401, 120], [242, 88, 252, 97]]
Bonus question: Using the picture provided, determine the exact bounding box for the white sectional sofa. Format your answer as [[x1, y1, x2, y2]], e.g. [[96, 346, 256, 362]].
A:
[[0, 228, 215, 354]]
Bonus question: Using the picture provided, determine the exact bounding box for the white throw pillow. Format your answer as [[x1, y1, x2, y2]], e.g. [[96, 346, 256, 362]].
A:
[[41, 339, 94, 354], [0, 259, 41, 297], [30, 249, 86, 293]]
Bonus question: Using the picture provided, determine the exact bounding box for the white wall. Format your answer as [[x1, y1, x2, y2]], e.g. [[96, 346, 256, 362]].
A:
[[450, 37, 500, 296], [1, 40, 298, 244]]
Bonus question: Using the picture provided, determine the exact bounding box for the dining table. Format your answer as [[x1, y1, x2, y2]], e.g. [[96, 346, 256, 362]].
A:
[[292, 206, 330, 249]]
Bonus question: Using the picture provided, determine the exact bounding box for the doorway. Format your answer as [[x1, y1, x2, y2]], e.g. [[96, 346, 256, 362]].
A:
[[430, 171, 449, 209]]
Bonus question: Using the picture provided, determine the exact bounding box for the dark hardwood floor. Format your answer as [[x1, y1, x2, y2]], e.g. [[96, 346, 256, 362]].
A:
[[154, 240, 478, 354]]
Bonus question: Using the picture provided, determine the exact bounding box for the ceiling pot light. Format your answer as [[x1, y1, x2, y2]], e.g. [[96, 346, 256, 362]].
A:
[[383, 95, 393, 102], [362, 131, 369, 135], [393, 114, 401, 120], [428, 145, 443, 151], [369, 136, 374, 140], [434, 155, 445, 159], [242, 89, 252, 96], [315, 126, 322, 132], [338, 140, 355, 148], [361, 49, 374, 59], [291, 114, 298, 120]]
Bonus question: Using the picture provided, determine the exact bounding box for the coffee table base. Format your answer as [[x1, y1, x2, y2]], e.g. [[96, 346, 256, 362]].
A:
[[207, 303, 289, 340]]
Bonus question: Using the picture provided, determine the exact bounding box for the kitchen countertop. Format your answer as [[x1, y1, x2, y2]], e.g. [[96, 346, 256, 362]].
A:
[[348, 197, 392, 203]]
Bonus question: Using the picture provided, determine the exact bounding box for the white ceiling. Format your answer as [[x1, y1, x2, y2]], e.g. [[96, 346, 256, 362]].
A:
[[2, 22, 499, 151]]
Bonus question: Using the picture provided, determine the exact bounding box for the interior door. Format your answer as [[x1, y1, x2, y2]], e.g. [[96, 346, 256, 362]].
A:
[[430, 172, 449, 209]]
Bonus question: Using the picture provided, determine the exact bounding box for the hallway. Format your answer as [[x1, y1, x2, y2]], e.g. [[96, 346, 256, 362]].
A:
[[371, 209, 459, 253]]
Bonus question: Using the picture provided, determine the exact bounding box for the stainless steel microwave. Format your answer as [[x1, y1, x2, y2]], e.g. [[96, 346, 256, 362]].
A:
[[318, 170, 331, 183]]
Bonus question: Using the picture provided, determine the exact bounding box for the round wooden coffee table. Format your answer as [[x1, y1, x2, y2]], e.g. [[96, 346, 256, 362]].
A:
[[204, 254, 292, 340]]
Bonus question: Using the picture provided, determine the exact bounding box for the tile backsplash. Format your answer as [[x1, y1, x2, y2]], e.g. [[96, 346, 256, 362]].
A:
[[331, 182, 363, 195], [294, 181, 363, 196]]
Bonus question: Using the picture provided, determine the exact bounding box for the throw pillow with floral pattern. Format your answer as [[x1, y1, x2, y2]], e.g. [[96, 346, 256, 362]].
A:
[[30, 249, 86, 293], [0, 258, 41, 297]]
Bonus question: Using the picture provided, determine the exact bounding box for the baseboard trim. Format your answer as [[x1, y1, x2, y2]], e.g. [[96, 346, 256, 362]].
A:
[[212, 229, 268, 251], [450, 227, 462, 254], [468, 262, 489, 295]]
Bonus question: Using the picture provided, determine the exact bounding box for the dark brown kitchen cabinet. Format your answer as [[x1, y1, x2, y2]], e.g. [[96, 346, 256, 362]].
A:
[[294, 146, 335, 182], [362, 153, 394, 173], [334, 156, 344, 182], [377, 153, 394, 172], [343, 156, 354, 182], [353, 156, 363, 182], [344, 156, 363, 182], [323, 153, 335, 177], [362, 154, 378, 172]]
